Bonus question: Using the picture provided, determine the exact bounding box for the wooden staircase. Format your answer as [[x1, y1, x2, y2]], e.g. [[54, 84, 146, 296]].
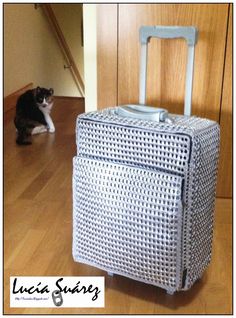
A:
[[41, 4, 84, 96]]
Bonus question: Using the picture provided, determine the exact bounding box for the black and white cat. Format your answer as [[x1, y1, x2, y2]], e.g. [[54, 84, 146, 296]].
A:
[[14, 86, 55, 145]]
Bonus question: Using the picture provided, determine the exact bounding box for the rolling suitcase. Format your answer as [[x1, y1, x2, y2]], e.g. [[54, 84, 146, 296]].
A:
[[72, 26, 220, 294]]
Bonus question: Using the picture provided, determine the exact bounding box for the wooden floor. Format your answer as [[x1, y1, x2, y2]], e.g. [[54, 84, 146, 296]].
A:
[[4, 99, 232, 314]]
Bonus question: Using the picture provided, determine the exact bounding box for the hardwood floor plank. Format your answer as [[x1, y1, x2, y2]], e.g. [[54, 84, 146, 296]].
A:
[[5, 229, 47, 270]]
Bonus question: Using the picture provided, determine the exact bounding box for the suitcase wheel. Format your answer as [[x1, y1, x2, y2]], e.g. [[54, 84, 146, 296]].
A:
[[107, 271, 114, 277], [166, 290, 175, 295]]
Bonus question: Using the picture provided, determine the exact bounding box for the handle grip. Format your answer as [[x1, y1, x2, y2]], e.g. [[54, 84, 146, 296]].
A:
[[140, 26, 198, 45], [116, 105, 169, 122]]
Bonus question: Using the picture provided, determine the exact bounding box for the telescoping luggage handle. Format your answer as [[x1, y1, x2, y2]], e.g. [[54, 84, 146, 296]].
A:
[[117, 26, 198, 122]]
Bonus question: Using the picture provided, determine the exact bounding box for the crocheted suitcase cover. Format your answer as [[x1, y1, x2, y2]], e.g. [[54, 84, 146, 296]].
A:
[[73, 108, 220, 293]]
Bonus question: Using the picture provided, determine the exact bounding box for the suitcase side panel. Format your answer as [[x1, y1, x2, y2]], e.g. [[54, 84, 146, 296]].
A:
[[183, 123, 220, 289]]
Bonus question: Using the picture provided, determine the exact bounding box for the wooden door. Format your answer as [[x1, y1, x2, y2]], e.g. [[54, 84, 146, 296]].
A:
[[118, 4, 228, 121], [216, 4, 232, 198], [97, 4, 232, 198]]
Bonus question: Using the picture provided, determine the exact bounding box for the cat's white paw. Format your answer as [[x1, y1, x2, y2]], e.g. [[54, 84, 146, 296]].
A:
[[48, 127, 55, 133]]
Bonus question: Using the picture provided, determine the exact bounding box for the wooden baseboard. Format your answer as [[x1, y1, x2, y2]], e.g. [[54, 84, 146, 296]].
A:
[[4, 83, 33, 113]]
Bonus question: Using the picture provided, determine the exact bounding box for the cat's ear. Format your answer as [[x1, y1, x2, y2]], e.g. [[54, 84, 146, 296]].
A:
[[36, 86, 41, 93], [49, 88, 54, 95]]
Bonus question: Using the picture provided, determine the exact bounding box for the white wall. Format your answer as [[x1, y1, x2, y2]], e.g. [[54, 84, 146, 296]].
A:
[[83, 4, 97, 112], [4, 4, 81, 97]]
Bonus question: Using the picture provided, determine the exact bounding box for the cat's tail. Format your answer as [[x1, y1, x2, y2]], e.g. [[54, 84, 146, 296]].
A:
[[16, 137, 32, 146], [16, 130, 32, 146], [14, 117, 32, 146]]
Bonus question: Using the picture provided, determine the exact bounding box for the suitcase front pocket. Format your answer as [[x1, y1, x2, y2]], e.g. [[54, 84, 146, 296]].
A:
[[73, 156, 184, 291]]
